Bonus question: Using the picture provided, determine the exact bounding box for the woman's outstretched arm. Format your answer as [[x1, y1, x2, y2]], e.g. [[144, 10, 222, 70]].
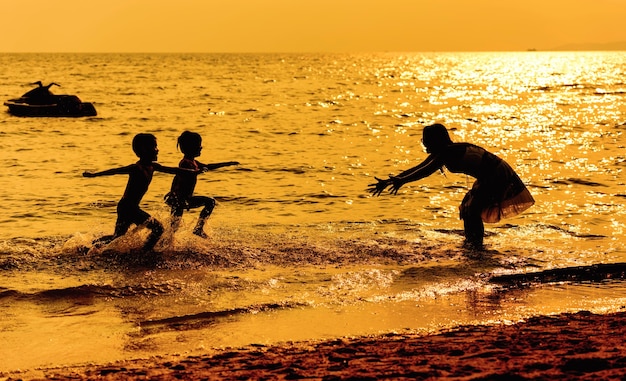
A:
[[388, 154, 443, 194]]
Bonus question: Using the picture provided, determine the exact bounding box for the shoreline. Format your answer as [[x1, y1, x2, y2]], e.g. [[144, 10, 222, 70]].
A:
[[4, 310, 625, 380]]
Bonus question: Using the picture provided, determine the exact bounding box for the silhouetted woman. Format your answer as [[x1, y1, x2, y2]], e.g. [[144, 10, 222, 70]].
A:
[[369, 123, 534, 249]]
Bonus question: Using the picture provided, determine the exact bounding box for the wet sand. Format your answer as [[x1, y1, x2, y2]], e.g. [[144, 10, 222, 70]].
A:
[[5, 310, 625, 380]]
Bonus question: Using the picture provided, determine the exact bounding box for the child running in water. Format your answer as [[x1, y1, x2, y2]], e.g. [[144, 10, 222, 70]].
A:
[[165, 131, 239, 238], [83, 133, 198, 253], [369, 123, 534, 249]]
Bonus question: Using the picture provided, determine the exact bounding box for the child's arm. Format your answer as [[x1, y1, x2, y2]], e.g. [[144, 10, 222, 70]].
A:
[[153, 163, 200, 176], [83, 164, 134, 178], [198, 161, 240, 172]]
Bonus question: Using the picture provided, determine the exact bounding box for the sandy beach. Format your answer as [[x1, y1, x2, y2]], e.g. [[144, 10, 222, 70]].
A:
[[3, 310, 624, 381]]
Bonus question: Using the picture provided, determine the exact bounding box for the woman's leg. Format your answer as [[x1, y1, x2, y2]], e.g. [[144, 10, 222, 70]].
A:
[[460, 189, 485, 249], [463, 213, 484, 249]]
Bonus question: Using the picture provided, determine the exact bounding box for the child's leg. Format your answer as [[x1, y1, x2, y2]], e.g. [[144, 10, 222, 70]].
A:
[[143, 217, 164, 252], [93, 212, 131, 247], [187, 196, 216, 237], [166, 193, 185, 231], [170, 204, 184, 231], [127, 206, 163, 252], [113, 219, 132, 238]]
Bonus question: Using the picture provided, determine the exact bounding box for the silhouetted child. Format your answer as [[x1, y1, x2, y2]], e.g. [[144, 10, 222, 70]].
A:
[[369, 123, 534, 249], [165, 131, 239, 238], [83, 133, 198, 252]]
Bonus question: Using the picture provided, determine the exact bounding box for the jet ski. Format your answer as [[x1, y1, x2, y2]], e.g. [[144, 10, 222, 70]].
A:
[[4, 81, 97, 117]]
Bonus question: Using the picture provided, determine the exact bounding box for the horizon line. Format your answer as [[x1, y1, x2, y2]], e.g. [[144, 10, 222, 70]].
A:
[[1, 49, 625, 54]]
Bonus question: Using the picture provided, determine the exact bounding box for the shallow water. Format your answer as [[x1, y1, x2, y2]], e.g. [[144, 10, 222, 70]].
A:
[[1, 52, 626, 371]]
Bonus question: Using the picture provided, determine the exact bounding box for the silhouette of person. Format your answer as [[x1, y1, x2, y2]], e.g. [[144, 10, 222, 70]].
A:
[[164, 131, 239, 238], [83, 133, 199, 252], [369, 123, 534, 249]]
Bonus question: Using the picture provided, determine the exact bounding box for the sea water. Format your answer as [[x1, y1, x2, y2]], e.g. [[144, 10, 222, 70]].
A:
[[1, 52, 625, 371]]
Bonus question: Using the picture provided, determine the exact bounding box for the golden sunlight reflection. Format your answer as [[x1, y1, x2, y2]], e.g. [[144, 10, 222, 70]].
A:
[[2, 52, 626, 372]]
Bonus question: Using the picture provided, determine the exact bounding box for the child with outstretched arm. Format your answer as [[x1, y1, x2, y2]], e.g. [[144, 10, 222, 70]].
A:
[[165, 131, 239, 238], [83, 133, 199, 252]]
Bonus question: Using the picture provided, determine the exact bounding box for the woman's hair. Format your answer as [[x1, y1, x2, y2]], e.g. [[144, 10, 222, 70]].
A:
[[177, 131, 202, 155], [132, 133, 157, 157], [422, 124, 453, 153]]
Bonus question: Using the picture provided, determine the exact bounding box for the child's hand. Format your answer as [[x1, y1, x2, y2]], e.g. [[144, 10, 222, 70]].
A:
[[83, 171, 96, 177], [201, 161, 240, 172]]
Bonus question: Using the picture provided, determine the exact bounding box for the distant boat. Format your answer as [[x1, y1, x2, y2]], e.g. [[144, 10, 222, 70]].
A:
[[4, 81, 97, 117]]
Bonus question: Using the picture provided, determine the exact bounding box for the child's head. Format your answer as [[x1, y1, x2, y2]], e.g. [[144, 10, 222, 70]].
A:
[[132, 133, 158, 161], [422, 124, 453, 153], [177, 131, 202, 157]]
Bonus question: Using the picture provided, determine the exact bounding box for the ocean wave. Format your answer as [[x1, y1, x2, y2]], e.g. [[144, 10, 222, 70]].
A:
[[138, 301, 310, 335], [549, 178, 608, 187], [0, 219, 615, 274], [490, 262, 626, 287], [0, 282, 186, 301]]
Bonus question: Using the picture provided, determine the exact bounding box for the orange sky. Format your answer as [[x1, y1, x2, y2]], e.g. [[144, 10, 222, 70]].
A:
[[1, 0, 625, 52]]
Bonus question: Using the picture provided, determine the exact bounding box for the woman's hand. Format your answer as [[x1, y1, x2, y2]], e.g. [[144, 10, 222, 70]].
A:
[[368, 176, 391, 196], [388, 176, 404, 195]]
